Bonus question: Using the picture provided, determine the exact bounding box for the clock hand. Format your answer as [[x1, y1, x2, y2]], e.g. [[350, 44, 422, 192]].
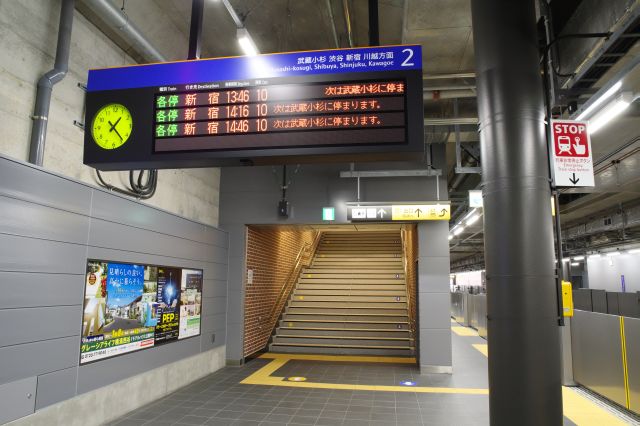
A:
[[113, 127, 124, 142], [108, 117, 122, 133]]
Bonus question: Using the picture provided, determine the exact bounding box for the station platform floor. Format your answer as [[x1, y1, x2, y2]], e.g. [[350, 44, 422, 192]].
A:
[[109, 321, 638, 426]]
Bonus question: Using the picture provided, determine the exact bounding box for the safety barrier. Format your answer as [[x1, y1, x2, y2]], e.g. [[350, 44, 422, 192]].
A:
[[571, 310, 639, 414]]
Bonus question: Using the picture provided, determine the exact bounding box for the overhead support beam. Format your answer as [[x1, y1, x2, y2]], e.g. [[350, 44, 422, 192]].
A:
[[220, 0, 244, 28], [342, 0, 354, 47], [472, 0, 561, 424], [424, 90, 476, 100], [188, 0, 204, 60], [326, 0, 340, 48], [423, 73, 475, 80], [340, 169, 442, 178], [368, 0, 379, 46], [424, 118, 478, 126]]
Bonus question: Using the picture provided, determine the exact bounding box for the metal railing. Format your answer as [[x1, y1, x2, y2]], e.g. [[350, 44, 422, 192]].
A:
[[265, 230, 323, 347]]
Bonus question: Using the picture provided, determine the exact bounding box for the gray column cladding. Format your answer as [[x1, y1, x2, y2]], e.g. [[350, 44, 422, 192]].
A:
[[417, 221, 452, 370], [0, 155, 228, 423], [219, 149, 451, 364]]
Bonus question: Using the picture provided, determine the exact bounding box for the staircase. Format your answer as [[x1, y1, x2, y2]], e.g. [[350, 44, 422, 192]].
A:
[[269, 231, 415, 356]]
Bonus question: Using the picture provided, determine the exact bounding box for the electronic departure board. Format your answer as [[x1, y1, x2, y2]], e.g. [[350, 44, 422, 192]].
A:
[[84, 45, 423, 170]]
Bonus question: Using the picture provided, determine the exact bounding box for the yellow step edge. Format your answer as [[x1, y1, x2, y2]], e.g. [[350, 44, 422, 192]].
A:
[[260, 352, 416, 363], [277, 334, 413, 341], [271, 343, 414, 349]]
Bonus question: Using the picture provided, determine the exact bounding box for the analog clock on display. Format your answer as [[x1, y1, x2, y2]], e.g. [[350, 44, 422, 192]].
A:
[[92, 103, 132, 149]]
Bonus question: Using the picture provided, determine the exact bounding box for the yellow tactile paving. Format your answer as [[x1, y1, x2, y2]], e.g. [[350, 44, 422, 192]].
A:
[[451, 326, 477, 336], [562, 387, 630, 426], [242, 353, 488, 395], [468, 329, 628, 426]]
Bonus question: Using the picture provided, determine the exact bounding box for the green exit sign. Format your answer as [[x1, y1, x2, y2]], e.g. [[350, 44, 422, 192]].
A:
[[322, 207, 335, 221]]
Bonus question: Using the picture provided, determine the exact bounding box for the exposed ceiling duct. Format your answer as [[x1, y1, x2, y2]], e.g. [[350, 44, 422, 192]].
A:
[[77, 0, 167, 63]]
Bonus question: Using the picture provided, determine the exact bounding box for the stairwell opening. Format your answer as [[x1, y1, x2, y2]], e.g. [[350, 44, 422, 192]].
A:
[[243, 224, 418, 360]]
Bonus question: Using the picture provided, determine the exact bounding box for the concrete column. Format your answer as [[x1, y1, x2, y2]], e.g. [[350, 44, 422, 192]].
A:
[[471, 0, 562, 424], [417, 221, 452, 373]]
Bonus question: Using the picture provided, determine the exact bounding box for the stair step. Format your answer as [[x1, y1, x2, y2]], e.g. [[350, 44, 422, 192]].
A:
[[286, 307, 408, 315], [282, 313, 409, 322], [279, 320, 409, 330], [298, 278, 405, 284], [289, 301, 407, 309], [299, 272, 405, 279], [295, 289, 406, 296], [302, 268, 404, 274], [273, 335, 413, 346], [269, 344, 413, 356], [291, 295, 407, 302], [276, 327, 411, 338], [297, 284, 407, 291]]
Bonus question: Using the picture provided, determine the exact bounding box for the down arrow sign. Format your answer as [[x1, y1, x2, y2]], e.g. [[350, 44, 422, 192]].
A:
[[569, 173, 580, 185]]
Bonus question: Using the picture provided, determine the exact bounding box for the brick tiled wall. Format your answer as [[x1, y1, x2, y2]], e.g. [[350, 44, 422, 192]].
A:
[[243, 226, 319, 357], [403, 225, 418, 338]]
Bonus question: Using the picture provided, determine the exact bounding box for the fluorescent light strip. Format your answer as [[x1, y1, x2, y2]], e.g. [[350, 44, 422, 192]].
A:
[[572, 256, 584, 261], [606, 251, 620, 257], [629, 248, 640, 254], [576, 81, 622, 120], [588, 254, 600, 259], [588, 92, 633, 134], [466, 214, 480, 226], [453, 226, 464, 236], [571, 262, 579, 266]]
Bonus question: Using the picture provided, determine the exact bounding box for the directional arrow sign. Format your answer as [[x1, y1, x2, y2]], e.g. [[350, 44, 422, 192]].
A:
[[552, 120, 594, 187], [347, 204, 450, 221]]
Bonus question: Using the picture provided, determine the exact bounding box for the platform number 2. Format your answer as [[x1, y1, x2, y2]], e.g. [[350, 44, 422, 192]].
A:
[[401, 48, 415, 67]]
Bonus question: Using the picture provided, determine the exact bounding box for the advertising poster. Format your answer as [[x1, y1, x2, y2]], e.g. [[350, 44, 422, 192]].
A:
[[80, 262, 155, 364], [154, 267, 182, 344], [179, 269, 203, 339], [80, 260, 202, 364]]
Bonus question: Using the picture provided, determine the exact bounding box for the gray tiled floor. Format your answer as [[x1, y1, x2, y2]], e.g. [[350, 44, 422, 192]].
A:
[[109, 331, 581, 426]]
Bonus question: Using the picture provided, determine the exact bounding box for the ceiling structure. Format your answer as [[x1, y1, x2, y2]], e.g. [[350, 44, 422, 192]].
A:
[[77, 0, 639, 270]]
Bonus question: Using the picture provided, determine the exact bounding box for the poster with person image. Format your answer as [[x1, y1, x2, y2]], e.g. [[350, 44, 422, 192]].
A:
[[154, 266, 182, 344], [80, 262, 155, 364], [179, 269, 203, 339]]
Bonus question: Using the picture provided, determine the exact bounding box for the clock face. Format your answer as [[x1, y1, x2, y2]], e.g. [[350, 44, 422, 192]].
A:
[[91, 103, 133, 150]]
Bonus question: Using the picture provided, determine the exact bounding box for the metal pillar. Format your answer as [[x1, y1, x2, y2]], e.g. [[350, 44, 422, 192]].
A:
[[188, 0, 204, 60], [29, 0, 74, 166], [471, 1, 562, 425]]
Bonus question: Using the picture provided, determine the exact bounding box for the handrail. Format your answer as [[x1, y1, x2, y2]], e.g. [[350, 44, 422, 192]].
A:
[[265, 230, 323, 342]]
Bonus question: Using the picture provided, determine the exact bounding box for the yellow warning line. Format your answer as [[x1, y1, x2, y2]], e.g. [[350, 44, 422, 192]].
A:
[[562, 387, 629, 426], [242, 354, 487, 395], [452, 326, 477, 336], [260, 352, 416, 364], [472, 343, 488, 357], [619, 316, 631, 409], [471, 336, 628, 425]]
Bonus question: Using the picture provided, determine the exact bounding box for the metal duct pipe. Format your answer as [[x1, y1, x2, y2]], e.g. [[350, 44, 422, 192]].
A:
[[423, 89, 476, 100], [79, 0, 167, 63], [471, 0, 562, 424], [29, 0, 75, 166]]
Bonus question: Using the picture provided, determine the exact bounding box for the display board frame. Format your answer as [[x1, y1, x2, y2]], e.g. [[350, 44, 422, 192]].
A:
[[83, 45, 424, 169]]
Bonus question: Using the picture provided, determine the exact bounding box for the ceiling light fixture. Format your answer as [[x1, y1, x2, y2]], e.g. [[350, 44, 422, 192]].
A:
[[562, 258, 570, 262], [448, 235, 453, 241], [572, 256, 584, 261], [237, 28, 258, 56], [576, 81, 622, 120], [588, 254, 600, 259], [629, 248, 640, 255], [571, 262, 579, 266], [466, 214, 480, 226], [606, 251, 620, 257], [453, 226, 464, 236], [588, 92, 634, 134]]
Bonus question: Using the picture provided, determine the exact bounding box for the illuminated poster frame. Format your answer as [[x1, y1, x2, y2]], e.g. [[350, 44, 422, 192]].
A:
[[83, 45, 423, 170], [80, 259, 203, 365]]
